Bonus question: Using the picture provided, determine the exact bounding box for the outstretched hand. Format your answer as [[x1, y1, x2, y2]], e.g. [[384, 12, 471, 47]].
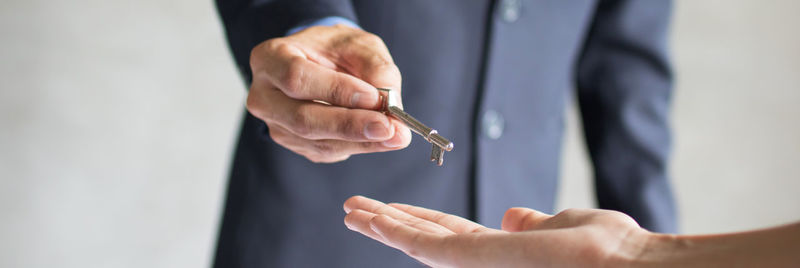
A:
[[248, 25, 411, 163], [343, 196, 650, 268]]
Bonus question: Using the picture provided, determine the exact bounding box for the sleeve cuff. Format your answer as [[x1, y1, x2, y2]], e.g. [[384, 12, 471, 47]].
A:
[[286, 16, 361, 36]]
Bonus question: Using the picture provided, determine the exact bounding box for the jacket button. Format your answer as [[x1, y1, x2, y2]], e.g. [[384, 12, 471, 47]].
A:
[[499, 0, 522, 23], [482, 110, 505, 140]]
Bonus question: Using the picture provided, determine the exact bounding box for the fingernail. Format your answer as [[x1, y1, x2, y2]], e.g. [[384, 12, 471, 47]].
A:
[[382, 125, 409, 148], [350, 92, 361, 107], [364, 122, 390, 140], [382, 134, 406, 148], [351, 91, 378, 108]]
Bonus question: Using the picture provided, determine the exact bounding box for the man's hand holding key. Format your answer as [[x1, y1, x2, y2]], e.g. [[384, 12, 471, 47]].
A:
[[246, 25, 412, 163]]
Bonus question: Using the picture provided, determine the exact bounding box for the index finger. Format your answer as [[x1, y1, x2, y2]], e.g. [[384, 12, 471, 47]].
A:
[[256, 40, 382, 109], [343, 196, 454, 235], [369, 215, 445, 260], [388, 203, 496, 234]]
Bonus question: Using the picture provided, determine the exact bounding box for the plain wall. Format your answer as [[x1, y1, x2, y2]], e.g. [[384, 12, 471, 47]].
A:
[[1, 0, 798, 267]]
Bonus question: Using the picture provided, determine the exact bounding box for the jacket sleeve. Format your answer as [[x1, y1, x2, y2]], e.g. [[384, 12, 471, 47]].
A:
[[576, 0, 677, 233], [215, 0, 357, 83]]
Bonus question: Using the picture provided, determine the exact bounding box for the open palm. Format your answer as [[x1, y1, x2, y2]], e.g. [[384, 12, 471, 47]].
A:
[[343, 195, 648, 268]]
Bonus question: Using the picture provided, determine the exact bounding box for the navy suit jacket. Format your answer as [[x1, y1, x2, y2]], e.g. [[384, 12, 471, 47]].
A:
[[214, 0, 676, 267]]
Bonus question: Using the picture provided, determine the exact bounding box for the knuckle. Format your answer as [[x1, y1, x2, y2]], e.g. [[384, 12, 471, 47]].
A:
[[249, 43, 266, 70], [335, 116, 360, 140], [245, 92, 273, 123], [387, 64, 402, 80], [310, 140, 335, 156], [287, 109, 311, 137], [369, 57, 398, 76], [353, 33, 393, 63], [324, 77, 348, 104], [267, 126, 284, 142], [368, 53, 394, 69], [245, 93, 259, 115], [259, 38, 285, 51], [252, 38, 284, 68], [326, 76, 347, 105], [264, 38, 287, 52], [357, 32, 384, 46], [358, 141, 376, 150], [362, 56, 401, 86], [246, 91, 279, 123], [281, 57, 307, 95]]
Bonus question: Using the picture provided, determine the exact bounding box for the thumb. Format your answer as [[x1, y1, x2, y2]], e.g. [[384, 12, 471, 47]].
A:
[[501, 207, 552, 232], [330, 31, 403, 107]]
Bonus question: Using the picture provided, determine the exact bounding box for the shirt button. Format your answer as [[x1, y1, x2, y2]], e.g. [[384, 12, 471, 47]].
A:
[[482, 110, 505, 140], [499, 0, 522, 23]]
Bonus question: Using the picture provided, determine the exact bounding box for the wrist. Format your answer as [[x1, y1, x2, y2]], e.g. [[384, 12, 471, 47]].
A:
[[607, 230, 677, 268], [619, 231, 686, 268]]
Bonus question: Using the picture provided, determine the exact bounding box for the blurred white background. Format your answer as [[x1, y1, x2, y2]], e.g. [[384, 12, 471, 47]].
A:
[[1, 0, 798, 267]]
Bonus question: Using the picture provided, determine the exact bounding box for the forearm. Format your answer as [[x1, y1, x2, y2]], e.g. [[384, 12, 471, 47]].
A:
[[631, 222, 800, 267]]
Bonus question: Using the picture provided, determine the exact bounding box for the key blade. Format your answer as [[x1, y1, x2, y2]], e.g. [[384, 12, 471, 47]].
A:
[[387, 106, 431, 136], [377, 88, 453, 166]]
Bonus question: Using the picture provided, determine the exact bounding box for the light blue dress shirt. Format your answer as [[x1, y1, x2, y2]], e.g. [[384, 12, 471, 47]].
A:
[[287, 16, 360, 35]]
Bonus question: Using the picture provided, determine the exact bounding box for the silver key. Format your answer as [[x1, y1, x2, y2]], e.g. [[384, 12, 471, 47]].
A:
[[377, 88, 453, 166]]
